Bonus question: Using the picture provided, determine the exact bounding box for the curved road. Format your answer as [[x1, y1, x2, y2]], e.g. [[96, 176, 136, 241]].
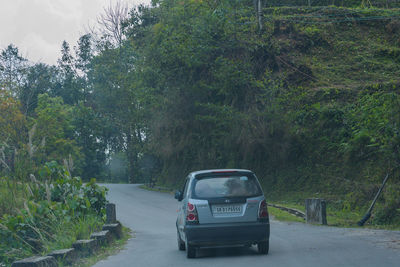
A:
[[93, 184, 400, 267]]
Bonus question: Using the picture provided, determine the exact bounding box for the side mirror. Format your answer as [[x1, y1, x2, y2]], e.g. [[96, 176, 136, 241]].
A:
[[174, 190, 183, 201]]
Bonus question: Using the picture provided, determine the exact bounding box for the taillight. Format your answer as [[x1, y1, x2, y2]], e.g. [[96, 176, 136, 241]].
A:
[[186, 202, 198, 223], [258, 200, 269, 219]]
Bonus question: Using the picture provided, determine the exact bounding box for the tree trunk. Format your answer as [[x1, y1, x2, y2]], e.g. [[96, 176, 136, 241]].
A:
[[126, 132, 136, 184]]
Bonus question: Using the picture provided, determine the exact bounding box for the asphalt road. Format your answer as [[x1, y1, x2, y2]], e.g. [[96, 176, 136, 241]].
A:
[[93, 184, 400, 267]]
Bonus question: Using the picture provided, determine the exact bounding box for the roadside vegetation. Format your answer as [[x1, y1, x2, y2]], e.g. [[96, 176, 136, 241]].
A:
[[267, 206, 305, 223], [0, 75, 109, 265], [0, 162, 107, 266]]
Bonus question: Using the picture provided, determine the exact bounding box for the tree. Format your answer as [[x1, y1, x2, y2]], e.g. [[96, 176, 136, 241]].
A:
[[56, 41, 82, 105], [55, 35, 94, 105], [19, 63, 61, 116], [0, 90, 27, 173], [89, 40, 147, 182], [75, 34, 93, 74], [0, 91, 26, 145], [0, 44, 28, 97], [33, 94, 82, 173], [72, 103, 107, 180], [97, 0, 130, 48]]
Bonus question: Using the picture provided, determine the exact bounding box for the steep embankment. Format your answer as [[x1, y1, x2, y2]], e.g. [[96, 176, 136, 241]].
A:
[[266, 7, 400, 87], [256, 7, 400, 226]]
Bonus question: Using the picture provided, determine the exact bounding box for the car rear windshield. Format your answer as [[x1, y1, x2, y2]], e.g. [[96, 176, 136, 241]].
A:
[[192, 175, 262, 199]]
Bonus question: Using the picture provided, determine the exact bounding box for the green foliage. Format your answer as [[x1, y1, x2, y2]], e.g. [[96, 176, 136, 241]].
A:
[[0, 44, 28, 96], [124, 2, 400, 225], [0, 162, 107, 265], [343, 91, 400, 163], [82, 178, 108, 215], [32, 94, 83, 173], [0, 91, 27, 180], [0, 91, 26, 146], [370, 183, 400, 225], [71, 103, 107, 180], [268, 206, 305, 223], [0, 177, 27, 218], [20, 63, 61, 116], [2, 1, 400, 228]]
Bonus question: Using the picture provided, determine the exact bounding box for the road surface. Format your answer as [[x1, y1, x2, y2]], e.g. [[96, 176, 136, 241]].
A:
[[93, 184, 400, 267]]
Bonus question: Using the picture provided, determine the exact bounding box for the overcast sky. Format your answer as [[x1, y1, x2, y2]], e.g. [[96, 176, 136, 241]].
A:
[[0, 0, 150, 65]]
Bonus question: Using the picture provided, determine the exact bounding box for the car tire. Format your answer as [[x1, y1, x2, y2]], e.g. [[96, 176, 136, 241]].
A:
[[177, 230, 185, 251], [257, 240, 269, 255], [186, 241, 196, 258]]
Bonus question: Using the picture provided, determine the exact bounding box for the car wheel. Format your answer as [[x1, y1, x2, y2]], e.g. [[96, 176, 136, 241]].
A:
[[185, 241, 196, 258], [177, 230, 185, 251], [257, 240, 269, 255]]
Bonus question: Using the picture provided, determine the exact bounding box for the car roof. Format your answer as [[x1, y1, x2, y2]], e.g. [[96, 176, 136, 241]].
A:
[[189, 169, 254, 178]]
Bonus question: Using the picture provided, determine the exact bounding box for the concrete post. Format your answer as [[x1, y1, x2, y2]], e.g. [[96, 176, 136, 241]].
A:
[[106, 203, 116, 224], [305, 198, 327, 225]]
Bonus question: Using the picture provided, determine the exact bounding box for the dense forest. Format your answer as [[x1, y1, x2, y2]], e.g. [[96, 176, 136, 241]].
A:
[[1, 0, 400, 228]]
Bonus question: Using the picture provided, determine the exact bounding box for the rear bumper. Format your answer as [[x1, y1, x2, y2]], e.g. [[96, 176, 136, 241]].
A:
[[184, 221, 270, 247]]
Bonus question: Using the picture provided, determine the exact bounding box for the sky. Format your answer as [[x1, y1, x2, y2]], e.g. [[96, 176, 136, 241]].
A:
[[0, 0, 150, 65]]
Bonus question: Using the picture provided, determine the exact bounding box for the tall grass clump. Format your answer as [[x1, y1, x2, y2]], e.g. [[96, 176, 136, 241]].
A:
[[0, 178, 27, 218]]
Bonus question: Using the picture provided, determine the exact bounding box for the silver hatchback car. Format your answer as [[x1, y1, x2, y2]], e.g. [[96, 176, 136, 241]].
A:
[[175, 169, 270, 258]]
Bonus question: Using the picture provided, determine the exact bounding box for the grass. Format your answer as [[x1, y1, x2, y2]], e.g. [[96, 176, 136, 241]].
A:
[[0, 176, 108, 266], [276, 8, 400, 90], [67, 226, 132, 267], [0, 178, 27, 217], [269, 196, 400, 230], [0, 167, 129, 267], [44, 214, 104, 253], [268, 206, 305, 223], [267, 200, 370, 228], [1, 213, 105, 266], [1, 175, 131, 266], [259, 6, 400, 229]]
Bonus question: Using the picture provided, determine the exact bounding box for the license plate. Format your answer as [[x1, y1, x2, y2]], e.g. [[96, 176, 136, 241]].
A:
[[212, 205, 242, 214]]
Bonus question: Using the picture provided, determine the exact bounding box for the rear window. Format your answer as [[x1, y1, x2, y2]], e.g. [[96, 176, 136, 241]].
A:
[[192, 175, 262, 199]]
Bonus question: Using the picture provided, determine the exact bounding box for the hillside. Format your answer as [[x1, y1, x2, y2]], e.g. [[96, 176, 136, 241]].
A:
[[255, 6, 400, 212], [265, 7, 400, 88], [261, 7, 400, 226], [1, 1, 400, 228], [135, 3, 400, 227]]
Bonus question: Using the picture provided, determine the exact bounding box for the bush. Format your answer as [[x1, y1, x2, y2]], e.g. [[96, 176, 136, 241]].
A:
[[372, 184, 400, 225], [0, 162, 107, 265]]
